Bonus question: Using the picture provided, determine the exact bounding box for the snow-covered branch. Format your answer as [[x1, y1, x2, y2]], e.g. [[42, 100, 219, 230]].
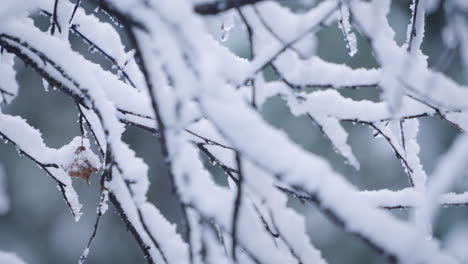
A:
[[1, 0, 467, 263]]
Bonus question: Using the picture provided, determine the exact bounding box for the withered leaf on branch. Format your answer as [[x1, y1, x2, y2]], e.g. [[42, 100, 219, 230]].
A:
[[66, 146, 99, 185]]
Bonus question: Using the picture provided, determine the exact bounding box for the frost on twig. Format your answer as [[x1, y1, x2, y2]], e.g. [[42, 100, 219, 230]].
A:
[[338, 3, 357, 57]]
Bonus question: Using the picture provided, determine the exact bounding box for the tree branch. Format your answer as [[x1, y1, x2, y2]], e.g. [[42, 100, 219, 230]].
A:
[[194, 0, 266, 15]]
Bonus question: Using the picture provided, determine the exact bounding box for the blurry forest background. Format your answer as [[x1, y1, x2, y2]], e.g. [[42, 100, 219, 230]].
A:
[[0, 0, 464, 263]]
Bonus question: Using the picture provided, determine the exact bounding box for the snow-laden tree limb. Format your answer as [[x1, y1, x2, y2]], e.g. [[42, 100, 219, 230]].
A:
[[1, 0, 468, 263]]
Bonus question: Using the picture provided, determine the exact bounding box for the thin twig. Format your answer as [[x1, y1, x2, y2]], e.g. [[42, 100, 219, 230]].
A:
[[50, 0, 62, 35], [231, 152, 244, 261], [69, 0, 82, 24], [407, 0, 420, 52]]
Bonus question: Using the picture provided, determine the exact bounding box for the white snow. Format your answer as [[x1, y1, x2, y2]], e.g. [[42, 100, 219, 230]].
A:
[[0, 251, 27, 264], [0, 0, 467, 263]]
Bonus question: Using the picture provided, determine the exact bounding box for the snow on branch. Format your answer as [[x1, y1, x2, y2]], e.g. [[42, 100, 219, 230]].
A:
[[1, 0, 468, 263], [0, 112, 84, 220]]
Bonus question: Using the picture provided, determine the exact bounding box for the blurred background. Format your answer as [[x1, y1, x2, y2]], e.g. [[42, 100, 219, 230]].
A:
[[0, 0, 465, 263]]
